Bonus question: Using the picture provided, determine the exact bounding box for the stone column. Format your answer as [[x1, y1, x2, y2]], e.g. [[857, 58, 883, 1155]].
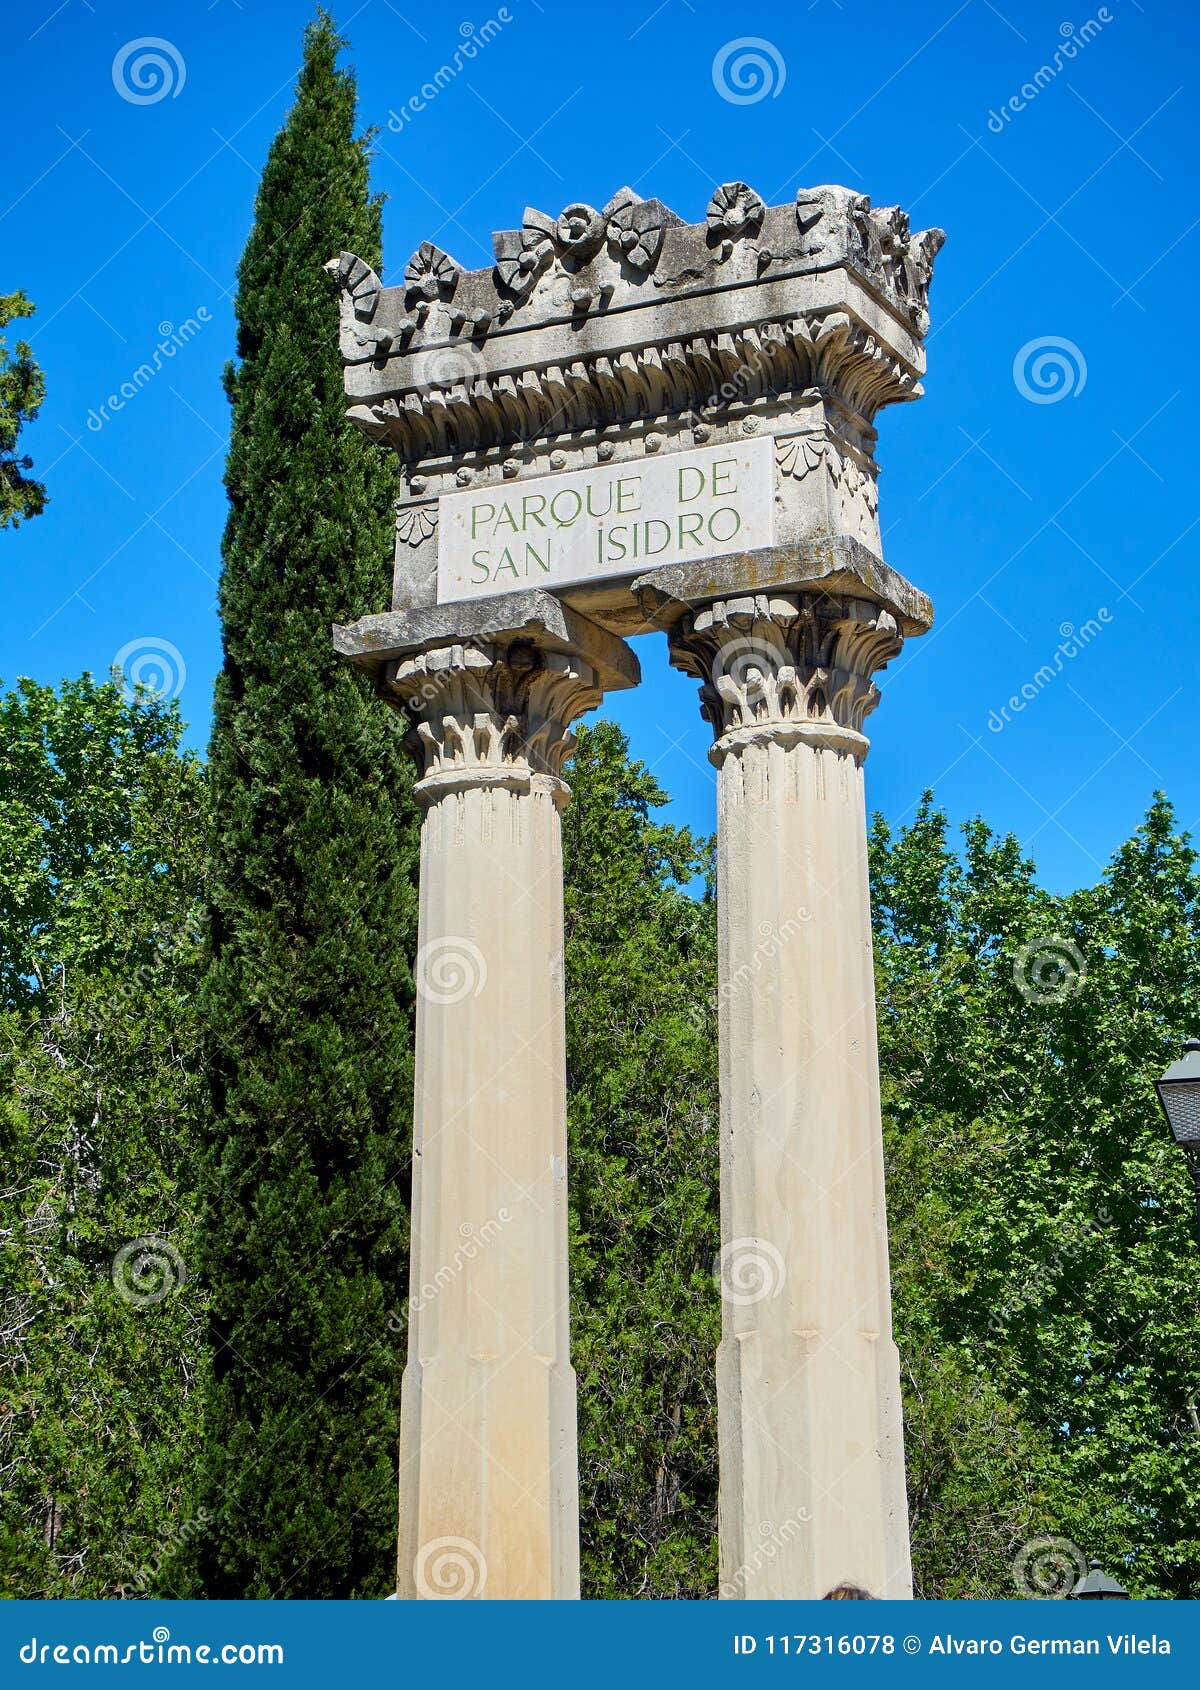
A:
[[667, 589, 912, 1601], [344, 600, 637, 1601]]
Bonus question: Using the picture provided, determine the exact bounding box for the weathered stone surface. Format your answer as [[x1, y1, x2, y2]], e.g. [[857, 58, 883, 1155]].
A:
[[386, 614, 635, 1601], [333, 588, 640, 696], [325, 183, 943, 617], [630, 536, 933, 640], [666, 596, 913, 1600], [326, 184, 940, 402], [331, 175, 942, 1605], [437, 436, 776, 607]]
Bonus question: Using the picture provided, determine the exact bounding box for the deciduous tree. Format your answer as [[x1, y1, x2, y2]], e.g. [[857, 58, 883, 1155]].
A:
[[0, 291, 47, 529], [0, 677, 204, 1596]]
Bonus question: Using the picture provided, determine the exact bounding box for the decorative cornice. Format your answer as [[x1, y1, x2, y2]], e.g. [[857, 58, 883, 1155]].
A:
[[663, 592, 904, 755], [340, 311, 920, 462], [327, 182, 943, 465]]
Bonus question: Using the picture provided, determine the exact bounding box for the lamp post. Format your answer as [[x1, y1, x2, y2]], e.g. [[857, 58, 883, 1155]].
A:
[[1154, 1038, 1200, 1243], [1069, 1560, 1130, 1601]]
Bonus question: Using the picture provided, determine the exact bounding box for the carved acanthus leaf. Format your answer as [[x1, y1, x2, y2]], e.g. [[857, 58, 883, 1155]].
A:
[[830, 446, 879, 517], [667, 593, 903, 744], [387, 640, 603, 780], [793, 187, 944, 335]]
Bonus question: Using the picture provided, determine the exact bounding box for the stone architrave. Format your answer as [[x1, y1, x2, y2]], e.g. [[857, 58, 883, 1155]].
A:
[[336, 593, 639, 1600], [328, 180, 943, 1600]]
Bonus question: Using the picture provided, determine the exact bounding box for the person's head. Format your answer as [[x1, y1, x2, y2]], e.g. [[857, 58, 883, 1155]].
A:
[[822, 1583, 875, 1600]]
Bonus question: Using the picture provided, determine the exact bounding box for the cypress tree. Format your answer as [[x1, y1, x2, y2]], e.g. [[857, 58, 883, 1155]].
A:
[[196, 13, 417, 1598]]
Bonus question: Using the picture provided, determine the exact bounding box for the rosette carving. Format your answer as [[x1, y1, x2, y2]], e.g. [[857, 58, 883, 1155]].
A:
[[493, 207, 556, 299], [603, 188, 667, 272], [707, 182, 765, 241], [404, 241, 461, 304], [555, 202, 604, 260]]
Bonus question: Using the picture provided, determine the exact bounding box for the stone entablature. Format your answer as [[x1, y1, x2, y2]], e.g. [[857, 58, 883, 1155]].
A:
[[326, 184, 943, 626]]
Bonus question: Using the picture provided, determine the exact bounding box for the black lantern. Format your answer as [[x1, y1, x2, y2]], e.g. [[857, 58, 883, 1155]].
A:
[[1155, 1038, 1200, 1241], [1069, 1560, 1130, 1600]]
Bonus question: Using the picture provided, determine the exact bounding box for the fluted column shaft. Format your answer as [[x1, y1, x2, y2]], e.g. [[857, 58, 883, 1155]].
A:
[[668, 592, 912, 1601], [389, 636, 601, 1601]]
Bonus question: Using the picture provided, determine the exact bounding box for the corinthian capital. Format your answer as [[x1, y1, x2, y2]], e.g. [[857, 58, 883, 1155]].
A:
[[333, 589, 640, 796], [665, 592, 903, 756], [390, 637, 604, 785]]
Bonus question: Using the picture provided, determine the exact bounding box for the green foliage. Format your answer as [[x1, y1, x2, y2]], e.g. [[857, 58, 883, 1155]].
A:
[[195, 13, 418, 1598], [0, 292, 47, 529], [5, 651, 1200, 1600], [874, 794, 1200, 1598], [0, 676, 205, 1596], [563, 721, 722, 1598]]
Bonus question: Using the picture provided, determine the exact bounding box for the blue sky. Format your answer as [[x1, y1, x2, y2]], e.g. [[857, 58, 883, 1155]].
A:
[[5, 0, 1196, 892]]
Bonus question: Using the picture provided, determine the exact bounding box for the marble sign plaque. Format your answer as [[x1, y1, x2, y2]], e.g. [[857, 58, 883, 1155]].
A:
[[436, 436, 774, 605]]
